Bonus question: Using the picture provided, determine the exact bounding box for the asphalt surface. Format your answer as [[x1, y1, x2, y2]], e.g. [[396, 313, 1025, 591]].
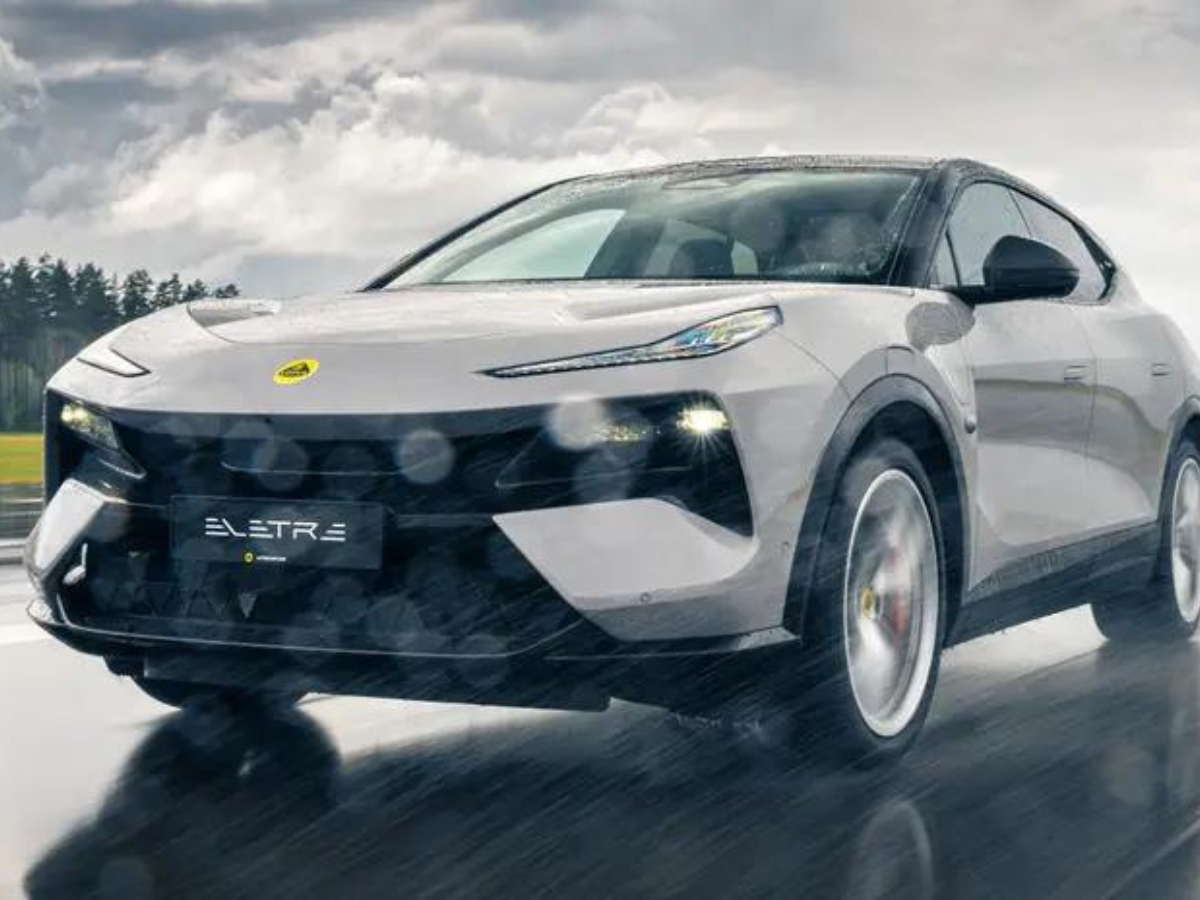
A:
[[5, 567, 1200, 900]]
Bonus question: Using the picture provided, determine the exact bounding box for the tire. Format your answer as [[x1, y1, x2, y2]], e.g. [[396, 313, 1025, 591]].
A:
[[1093, 439, 1200, 643], [132, 676, 303, 711], [789, 436, 947, 768]]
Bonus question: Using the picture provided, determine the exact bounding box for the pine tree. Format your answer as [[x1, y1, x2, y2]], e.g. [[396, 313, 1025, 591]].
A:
[[34, 256, 77, 326], [74, 263, 119, 335], [120, 270, 154, 321], [106, 274, 121, 321], [152, 273, 182, 311], [213, 283, 241, 299], [182, 279, 209, 303], [6, 257, 37, 337]]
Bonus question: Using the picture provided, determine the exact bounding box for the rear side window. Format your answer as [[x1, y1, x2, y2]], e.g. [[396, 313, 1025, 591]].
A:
[[1012, 193, 1109, 303], [946, 183, 1031, 287]]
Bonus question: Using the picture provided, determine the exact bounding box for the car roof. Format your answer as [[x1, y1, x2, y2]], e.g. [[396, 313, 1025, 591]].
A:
[[572, 154, 943, 181]]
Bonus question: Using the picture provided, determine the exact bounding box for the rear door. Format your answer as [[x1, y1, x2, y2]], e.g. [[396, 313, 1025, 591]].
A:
[[943, 182, 1096, 586]]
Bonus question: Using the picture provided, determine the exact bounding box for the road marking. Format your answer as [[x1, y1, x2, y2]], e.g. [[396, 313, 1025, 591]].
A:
[[0, 623, 49, 647]]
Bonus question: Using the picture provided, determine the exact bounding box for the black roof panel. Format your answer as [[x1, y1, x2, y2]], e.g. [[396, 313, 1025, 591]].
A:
[[575, 154, 945, 183]]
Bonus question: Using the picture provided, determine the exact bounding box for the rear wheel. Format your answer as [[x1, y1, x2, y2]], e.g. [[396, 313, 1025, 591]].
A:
[[132, 677, 303, 711], [788, 437, 947, 768], [1093, 440, 1200, 643]]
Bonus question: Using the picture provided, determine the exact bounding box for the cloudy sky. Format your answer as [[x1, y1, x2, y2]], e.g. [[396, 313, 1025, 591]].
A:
[[1, 0, 1199, 332]]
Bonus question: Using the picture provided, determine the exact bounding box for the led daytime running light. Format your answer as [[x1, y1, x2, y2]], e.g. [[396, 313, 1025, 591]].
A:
[[488, 307, 782, 378]]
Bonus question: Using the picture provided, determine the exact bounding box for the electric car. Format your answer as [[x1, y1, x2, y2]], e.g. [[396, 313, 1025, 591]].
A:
[[24, 156, 1200, 765]]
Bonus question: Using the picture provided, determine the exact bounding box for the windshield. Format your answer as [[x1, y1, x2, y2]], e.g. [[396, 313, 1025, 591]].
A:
[[386, 168, 924, 288]]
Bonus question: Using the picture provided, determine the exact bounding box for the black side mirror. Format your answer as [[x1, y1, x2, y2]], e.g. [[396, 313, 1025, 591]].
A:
[[955, 235, 1080, 304]]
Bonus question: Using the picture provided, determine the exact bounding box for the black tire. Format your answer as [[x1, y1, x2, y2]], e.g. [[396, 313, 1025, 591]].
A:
[[1093, 439, 1200, 643], [132, 676, 303, 711], [788, 436, 948, 768]]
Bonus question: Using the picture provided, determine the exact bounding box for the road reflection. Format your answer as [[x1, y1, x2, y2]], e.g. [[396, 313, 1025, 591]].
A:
[[25, 643, 1200, 900]]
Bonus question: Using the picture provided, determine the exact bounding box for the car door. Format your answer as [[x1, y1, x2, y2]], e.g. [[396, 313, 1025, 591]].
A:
[[942, 182, 1097, 586], [1012, 191, 1181, 537]]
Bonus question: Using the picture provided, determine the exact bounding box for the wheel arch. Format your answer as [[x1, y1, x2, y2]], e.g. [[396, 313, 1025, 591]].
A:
[[1157, 396, 1200, 552], [784, 375, 970, 644], [1161, 397, 1200, 506], [1176, 399, 1200, 459]]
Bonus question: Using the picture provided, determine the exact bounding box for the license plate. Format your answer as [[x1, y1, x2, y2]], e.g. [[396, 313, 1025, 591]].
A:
[[170, 496, 384, 571]]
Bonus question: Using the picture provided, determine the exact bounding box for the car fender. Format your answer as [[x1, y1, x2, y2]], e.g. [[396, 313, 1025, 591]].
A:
[[1163, 393, 1200, 499], [783, 371, 972, 641]]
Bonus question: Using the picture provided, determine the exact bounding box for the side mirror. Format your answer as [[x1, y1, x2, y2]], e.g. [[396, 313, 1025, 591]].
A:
[[955, 235, 1079, 304]]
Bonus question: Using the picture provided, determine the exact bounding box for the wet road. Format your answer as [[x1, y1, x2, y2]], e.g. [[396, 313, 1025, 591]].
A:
[[5, 566, 1200, 900]]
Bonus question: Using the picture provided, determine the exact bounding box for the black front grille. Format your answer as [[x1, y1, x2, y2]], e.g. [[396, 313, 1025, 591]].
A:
[[49, 393, 754, 532], [116, 425, 550, 516]]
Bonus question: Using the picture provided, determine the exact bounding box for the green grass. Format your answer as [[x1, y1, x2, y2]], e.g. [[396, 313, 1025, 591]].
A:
[[0, 433, 43, 485]]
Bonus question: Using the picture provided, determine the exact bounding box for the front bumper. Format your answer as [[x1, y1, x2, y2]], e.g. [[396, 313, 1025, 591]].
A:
[[28, 386, 806, 659], [25, 482, 799, 712]]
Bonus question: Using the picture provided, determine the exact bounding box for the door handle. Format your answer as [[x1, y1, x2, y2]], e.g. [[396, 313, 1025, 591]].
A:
[[1152, 362, 1172, 377], [1063, 364, 1090, 383]]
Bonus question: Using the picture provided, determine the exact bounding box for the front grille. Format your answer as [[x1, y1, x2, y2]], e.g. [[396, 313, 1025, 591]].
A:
[[117, 425, 549, 516], [48, 393, 755, 532], [61, 514, 580, 655]]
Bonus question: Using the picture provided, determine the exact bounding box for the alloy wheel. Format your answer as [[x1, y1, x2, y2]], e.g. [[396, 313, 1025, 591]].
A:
[[842, 469, 940, 738], [1171, 457, 1200, 625]]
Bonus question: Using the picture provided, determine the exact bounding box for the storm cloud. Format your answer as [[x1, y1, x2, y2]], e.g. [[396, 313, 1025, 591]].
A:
[[0, 0, 1198, 330]]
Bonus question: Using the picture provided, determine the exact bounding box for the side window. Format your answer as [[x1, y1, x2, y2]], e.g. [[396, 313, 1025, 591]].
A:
[[442, 208, 623, 282], [1012, 194, 1109, 303], [929, 235, 958, 287], [946, 183, 1031, 287]]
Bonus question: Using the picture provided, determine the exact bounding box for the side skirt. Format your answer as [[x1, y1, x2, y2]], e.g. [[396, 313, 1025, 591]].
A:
[[948, 523, 1159, 646]]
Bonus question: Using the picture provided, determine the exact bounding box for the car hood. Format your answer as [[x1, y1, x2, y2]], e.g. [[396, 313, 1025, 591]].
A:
[[102, 283, 791, 392], [53, 281, 915, 416], [182, 283, 777, 345]]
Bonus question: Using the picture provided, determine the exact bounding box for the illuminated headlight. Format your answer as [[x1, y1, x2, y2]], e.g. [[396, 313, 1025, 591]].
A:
[[487, 307, 782, 378], [59, 401, 144, 478], [77, 329, 148, 377], [678, 407, 730, 436], [60, 402, 122, 453]]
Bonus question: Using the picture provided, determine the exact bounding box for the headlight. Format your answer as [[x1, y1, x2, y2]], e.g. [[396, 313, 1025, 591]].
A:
[[60, 402, 122, 453], [77, 329, 148, 377], [491, 394, 752, 534], [58, 401, 145, 479], [677, 406, 730, 436], [486, 307, 782, 378]]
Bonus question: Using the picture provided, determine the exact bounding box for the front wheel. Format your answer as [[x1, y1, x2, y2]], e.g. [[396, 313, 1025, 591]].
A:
[[788, 437, 947, 768], [1093, 440, 1200, 643]]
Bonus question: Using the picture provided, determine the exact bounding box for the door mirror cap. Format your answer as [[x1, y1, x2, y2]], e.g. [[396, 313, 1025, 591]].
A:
[[954, 235, 1080, 304]]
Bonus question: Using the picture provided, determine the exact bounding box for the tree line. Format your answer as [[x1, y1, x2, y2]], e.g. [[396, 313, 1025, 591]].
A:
[[0, 255, 240, 341], [0, 256, 240, 431]]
